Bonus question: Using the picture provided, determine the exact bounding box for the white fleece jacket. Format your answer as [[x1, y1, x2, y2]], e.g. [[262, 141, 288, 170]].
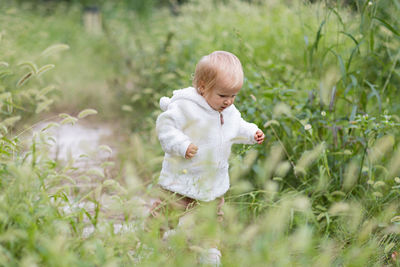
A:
[[156, 87, 259, 201]]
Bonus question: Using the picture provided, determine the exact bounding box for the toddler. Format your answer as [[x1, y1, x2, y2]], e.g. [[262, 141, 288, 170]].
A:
[[156, 50, 264, 264]]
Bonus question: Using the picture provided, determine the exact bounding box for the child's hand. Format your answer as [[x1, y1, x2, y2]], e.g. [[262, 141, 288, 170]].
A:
[[185, 143, 198, 159], [254, 130, 265, 144]]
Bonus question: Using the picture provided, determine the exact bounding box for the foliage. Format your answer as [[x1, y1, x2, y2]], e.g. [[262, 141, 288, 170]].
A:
[[1, 0, 400, 266]]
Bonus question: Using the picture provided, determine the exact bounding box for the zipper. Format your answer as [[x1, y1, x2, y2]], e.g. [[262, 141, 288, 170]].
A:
[[218, 112, 223, 167]]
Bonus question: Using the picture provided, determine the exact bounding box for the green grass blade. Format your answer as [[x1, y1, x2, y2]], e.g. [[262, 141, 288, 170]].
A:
[[365, 80, 382, 112], [373, 16, 400, 37]]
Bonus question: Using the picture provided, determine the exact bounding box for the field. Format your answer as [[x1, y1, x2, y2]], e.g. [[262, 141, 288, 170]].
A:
[[1, 0, 400, 266]]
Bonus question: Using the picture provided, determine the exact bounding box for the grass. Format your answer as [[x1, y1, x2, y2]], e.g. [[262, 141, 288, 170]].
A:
[[0, 0, 400, 265]]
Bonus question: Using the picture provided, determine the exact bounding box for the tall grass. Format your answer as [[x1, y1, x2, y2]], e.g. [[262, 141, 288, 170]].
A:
[[0, 0, 400, 266]]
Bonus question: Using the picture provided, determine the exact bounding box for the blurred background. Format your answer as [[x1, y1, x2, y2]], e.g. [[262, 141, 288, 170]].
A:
[[1, 0, 400, 265]]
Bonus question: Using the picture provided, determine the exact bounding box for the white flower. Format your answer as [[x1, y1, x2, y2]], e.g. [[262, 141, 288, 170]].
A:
[[368, 1, 373, 5], [321, 111, 326, 117], [304, 124, 312, 131]]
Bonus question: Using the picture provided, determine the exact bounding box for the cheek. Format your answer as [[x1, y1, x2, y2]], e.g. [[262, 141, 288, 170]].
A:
[[214, 97, 223, 104]]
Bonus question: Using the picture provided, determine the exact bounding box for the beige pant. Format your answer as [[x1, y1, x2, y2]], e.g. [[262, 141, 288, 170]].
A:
[[150, 187, 224, 231]]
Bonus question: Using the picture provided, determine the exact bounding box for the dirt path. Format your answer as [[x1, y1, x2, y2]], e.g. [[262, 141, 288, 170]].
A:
[[32, 120, 151, 236]]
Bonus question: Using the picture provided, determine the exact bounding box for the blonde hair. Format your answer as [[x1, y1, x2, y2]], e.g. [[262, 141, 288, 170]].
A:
[[192, 51, 243, 94]]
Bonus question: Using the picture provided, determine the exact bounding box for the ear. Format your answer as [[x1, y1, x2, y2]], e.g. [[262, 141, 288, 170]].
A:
[[198, 82, 205, 95], [199, 87, 205, 95]]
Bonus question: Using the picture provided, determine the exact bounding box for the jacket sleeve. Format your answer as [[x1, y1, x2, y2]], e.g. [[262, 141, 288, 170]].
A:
[[232, 116, 259, 145], [156, 101, 192, 158]]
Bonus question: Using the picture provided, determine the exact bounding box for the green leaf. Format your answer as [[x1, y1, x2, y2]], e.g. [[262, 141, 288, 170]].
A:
[[365, 80, 381, 112], [329, 8, 344, 27], [313, 20, 326, 52], [337, 54, 346, 81], [373, 16, 400, 37], [369, 30, 374, 51], [350, 105, 357, 122], [339, 31, 359, 46]]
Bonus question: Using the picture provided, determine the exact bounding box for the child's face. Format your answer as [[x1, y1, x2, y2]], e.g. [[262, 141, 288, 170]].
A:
[[202, 78, 241, 112]]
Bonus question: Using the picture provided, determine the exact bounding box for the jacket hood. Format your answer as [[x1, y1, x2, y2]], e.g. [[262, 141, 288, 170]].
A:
[[159, 87, 215, 112]]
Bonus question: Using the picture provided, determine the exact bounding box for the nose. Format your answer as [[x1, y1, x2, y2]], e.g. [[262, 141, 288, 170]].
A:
[[224, 99, 232, 106]]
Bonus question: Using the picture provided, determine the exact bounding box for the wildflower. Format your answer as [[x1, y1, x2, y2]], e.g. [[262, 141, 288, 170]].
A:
[[321, 111, 326, 116], [368, 1, 373, 5], [304, 124, 312, 131]]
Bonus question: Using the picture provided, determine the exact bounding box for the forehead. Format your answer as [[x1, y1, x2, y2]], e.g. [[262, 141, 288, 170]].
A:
[[213, 75, 242, 95], [213, 86, 241, 95]]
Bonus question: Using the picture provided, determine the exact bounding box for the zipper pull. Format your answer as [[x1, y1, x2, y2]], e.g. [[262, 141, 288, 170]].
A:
[[220, 113, 224, 125]]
